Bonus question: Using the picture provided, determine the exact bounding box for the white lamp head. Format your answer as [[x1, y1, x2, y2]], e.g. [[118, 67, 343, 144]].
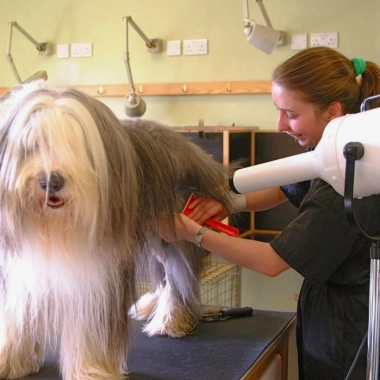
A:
[[242, 0, 286, 55], [124, 92, 146, 118], [244, 19, 284, 55]]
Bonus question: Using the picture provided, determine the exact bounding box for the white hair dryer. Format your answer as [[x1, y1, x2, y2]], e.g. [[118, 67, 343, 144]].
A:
[[230, 106, 380, 199]]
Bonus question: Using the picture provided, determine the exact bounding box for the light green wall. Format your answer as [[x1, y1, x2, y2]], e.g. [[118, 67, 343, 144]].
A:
[[1, 0, 379, 311], [2, 0, 379, 129]]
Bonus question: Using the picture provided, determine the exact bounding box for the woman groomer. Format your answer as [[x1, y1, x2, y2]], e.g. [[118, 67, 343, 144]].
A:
[[159, 47, 380, 380]]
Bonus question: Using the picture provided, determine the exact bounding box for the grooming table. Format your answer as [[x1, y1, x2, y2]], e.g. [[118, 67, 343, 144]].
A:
[[18, 309, 296, 380]]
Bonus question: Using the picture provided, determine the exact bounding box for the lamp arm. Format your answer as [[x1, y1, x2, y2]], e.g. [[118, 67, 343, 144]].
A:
[[123, 15, 160, 103], [9, 22, 45, 50], [242, 0, 250, 20], [124, 59, 137, 103], [122, 16, 161, 117], [4, 56, 21, 84], [5, 22, 22, 83], [5, 21, 52, 84], [124, 16, 156, 49], [123, 17, 138, 104], [256, 0, 273, 28]]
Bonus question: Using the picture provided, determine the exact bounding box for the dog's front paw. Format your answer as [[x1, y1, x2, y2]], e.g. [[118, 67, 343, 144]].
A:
[[129, 291, 159, 320], [0, 354, 40, 379], [63, 368, 127, 380]]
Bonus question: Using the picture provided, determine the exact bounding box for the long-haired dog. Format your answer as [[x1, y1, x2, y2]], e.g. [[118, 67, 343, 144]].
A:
[[0, 82, 237, 379]]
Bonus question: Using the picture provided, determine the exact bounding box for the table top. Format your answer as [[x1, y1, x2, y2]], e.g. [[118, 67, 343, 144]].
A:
[[18, 309, 296, 380]]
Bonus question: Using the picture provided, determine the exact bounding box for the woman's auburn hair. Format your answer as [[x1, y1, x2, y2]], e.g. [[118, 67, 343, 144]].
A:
[[272, 47, 380, 113]]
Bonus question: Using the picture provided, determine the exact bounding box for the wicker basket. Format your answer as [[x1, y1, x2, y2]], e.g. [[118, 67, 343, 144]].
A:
[[138, 253, 240, 308]]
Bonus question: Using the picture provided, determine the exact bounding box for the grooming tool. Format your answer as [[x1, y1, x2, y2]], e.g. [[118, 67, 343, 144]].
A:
[[200, 306, 254, 322], [182, 193, 239, 237]]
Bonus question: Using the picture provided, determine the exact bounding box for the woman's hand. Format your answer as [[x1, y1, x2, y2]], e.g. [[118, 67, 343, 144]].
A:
[[186, 197, 228, 224], [159, 213, 201, 244]]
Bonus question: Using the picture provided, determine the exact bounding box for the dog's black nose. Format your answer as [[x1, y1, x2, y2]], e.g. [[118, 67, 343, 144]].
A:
[[39, 172, 65, 193]]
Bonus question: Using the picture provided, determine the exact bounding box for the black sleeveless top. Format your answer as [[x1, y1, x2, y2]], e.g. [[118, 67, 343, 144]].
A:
[[270, 157, 379, 379]]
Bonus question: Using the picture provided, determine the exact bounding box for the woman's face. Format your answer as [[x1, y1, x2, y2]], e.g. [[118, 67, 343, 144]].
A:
[[272, 83, 331, 148]]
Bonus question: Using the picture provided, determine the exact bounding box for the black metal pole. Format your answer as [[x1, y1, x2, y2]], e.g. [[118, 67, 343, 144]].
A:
[[343, 142, 380, 380]]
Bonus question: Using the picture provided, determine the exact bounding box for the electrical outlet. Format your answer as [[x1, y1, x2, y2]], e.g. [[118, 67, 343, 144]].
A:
[[167, 40, 181, 56], [57, 43, 69, 58], [291, 34, 307, 50], [183, 39, 208, 55], [71, 42, 93, 58], [309, 32, 338, 48]]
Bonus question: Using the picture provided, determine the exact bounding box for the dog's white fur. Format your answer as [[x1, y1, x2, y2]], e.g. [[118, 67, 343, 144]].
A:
[[0, 82, 236, 379]]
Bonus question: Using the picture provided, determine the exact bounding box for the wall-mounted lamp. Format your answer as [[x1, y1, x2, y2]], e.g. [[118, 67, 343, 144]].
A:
[[243, 0, 286, 55], [5, 21, 53, 84], [123, 16, 162, 118]]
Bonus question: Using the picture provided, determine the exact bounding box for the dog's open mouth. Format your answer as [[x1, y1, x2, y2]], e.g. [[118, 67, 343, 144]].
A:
[[39, 172, 66, 209], [46, 195, 65, 209]]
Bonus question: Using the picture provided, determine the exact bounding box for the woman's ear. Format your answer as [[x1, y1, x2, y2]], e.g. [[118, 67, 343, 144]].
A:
[[326, 102, 344, 121]]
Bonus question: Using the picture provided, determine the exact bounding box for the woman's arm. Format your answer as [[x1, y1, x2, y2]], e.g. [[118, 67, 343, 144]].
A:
[[159, 213, 290, 277], [244, 187, 288, 211]]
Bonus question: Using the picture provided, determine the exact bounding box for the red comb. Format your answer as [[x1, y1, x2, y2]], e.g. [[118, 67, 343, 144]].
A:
[[182, 194, 239, 237]]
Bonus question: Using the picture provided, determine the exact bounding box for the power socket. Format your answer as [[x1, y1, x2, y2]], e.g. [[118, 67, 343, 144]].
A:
[[309, 32, 338, 48], [71, 42, 93, 58], [183, 39, 208, 55]]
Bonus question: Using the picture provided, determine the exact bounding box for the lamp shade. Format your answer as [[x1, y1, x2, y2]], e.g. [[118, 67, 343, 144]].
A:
[[245, 22, 283, 55], [124, 94, 146, 118]]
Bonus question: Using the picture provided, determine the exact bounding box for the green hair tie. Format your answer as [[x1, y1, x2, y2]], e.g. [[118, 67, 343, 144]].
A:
[[351, 57, 366, 76]]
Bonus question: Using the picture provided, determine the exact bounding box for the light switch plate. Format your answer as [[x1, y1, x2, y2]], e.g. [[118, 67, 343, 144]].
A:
[[167, 40, 181, 56], [57, 43, 69, 58]]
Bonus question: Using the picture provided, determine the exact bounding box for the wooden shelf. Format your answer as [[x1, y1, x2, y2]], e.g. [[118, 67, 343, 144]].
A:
[[0, 80, 272, 98]]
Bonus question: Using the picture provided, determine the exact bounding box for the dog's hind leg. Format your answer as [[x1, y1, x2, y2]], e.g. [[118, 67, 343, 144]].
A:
[[129, 286, 161, 321], [129, 253, 166, 321], [142, 282, 197, 338], [142, 241, 203, 338]]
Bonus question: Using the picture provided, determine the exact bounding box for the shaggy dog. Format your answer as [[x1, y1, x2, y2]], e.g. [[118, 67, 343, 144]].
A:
[[0, 82, 237, 379]]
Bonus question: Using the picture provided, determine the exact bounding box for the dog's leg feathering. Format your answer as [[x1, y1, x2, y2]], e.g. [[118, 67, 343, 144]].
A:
[[0, 310, 42, 379], [137, 241, 203, 338], [142, 282, 197, 338], [58, 308, 129, 380], [129, 287, 161, 321]]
